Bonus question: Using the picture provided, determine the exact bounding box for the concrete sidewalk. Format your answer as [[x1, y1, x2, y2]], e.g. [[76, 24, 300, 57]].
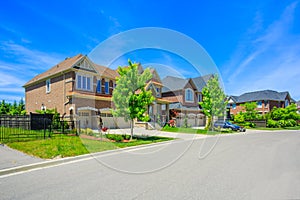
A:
[[107, 127, 209, 140], [0, 144, 43, 170]]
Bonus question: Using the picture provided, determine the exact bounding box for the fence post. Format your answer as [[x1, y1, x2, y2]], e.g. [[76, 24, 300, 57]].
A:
[[43, 115, 46, 139]]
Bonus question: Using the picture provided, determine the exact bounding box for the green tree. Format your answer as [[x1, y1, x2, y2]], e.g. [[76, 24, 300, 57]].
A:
[[112, 59, 154, 139], [0, 100, 9, 115], [241, 102, 259, 120], [200, 75, 227, 130]]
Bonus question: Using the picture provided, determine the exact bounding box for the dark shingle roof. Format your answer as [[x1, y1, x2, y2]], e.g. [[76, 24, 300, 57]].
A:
[[231, 90, 290, 103], [162, 76, 188, 92], [191, 74, 213, 91]]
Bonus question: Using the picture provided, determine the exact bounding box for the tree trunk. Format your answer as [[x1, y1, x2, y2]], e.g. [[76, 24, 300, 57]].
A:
[[130, 118, 134, 140], [206, 116, 212, 130]]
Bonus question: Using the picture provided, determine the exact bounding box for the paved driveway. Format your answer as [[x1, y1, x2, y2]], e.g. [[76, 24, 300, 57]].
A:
[[0, 144, 43, 170]]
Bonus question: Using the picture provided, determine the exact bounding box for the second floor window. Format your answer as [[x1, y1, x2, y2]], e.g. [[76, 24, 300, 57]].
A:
[[76, 74, 92, 91], [46, 79, 51, 93], [264, 100, 269, 108], [232, 103, 236, 109], [96, 80, 101, 93], [257, 101, 262, 108], [105, 81, 109, 94], [185, 88, 194, 102], [198, 94, 202, 102], [156, 87, 161, 97]]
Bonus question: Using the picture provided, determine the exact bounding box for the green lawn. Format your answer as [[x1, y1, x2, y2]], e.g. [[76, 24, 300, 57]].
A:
[[161, 126, 233, 135], [5, 134, 173, 159], [250, 126, 300, 131]]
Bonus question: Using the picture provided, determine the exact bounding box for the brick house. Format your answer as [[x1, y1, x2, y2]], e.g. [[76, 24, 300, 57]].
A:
[[161, 75, 213, 126], [228, 90, 293, 116], [23, 54, 171, 129]]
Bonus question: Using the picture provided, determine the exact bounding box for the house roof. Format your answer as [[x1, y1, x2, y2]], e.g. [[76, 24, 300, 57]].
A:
[[161, 76, 188, 92], [191, 74, 213, 92], [230, 90, 291, 103], [93, 64, 119, 79], [23, 54, 120, 87], [24, 54, 84, 87]]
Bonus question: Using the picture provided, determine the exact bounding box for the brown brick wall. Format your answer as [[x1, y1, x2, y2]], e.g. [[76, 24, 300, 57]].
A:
[[182, 83, 198, 107], [25, 74, 66, 115], [25, 72, 75, 115], [230, 100, 285, 115]]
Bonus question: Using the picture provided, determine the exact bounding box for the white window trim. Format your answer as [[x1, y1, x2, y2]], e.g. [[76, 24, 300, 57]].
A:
[[76, 73, 93, 92], [257, 101, 262, 108], [46, 79, 51, 93], [185, 88, 194, 103]]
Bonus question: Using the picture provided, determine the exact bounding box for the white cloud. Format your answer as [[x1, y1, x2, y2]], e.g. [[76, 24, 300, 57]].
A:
[[0, 41, 66, 102], [223, 1, 300, 100]]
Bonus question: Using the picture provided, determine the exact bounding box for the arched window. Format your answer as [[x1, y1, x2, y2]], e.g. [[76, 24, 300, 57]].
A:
[[185, 88, 194, 102]]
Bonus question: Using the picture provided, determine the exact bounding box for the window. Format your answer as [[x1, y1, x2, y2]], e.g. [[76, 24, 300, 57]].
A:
[[76, 74, 92, 91], [156, 87, 161, 97], [232, 103, 236, 109], [105, 81, 109, 94], [257, 101, 262, 108], [264, 100, 269, 108], [87, 77, 91, 90], [82, 76, 86, 89], [96, 80, 101, 93], [46, 79, 51, 93], [198, 94, 202, 102], [285, 99, 289, 107], [185, 88, 194, 102], [77, 75, 82, 89]]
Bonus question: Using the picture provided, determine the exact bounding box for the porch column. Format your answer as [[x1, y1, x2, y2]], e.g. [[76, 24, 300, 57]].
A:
[[166, 104, 170, 121]]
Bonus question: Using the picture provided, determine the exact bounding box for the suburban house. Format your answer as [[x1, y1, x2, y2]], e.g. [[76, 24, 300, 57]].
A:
[[297, 101, 300, 114], [227, 90, 294, 116], [23, 54, 171, 129], [161, 75, 213, 126]]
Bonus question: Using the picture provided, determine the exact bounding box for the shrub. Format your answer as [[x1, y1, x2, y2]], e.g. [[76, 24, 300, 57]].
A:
[[267, 119, 279, 128], [244, 122, 256, 128], [122, 134, 131, 140], [183, 117, 189, 128], [234, 113, 245, 123], [278, 120, 286, 127], [285, 119, 297, 127], [106, 134, 124, 142]]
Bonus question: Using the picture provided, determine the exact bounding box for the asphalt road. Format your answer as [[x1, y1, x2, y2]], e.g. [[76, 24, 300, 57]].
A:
[[1, 130, 300, 200]]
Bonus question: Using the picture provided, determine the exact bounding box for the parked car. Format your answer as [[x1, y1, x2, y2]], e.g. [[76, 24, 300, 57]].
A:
[[214, 121, 246, 132]]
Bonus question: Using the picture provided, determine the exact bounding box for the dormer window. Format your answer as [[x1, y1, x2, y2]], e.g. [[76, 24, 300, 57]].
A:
[[185, 88, 194, 102]]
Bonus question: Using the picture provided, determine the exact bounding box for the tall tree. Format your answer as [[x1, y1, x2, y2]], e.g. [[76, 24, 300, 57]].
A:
[[199, 75, 227, 129], [241, 102, 259, 120], [112, 60, 154, 139]]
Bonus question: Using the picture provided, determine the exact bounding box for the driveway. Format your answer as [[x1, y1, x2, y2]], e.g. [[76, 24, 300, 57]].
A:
[[0, 144, 43, 170]]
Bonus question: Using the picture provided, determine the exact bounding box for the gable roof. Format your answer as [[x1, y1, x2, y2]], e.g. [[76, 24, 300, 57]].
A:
[[191, 74, 213, 92], [93, 64, 119, 79], [161, 76, 188, 92], [230, 90, 291, 103], [23, 54, 120, 87], [23, 54, 84, 87]]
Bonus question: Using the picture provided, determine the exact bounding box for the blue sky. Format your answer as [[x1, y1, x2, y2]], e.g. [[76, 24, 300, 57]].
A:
[[1, 0, 300, 102]]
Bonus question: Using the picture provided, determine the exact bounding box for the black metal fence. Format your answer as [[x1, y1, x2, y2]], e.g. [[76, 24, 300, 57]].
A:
[[0, 114, 79, 143]]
